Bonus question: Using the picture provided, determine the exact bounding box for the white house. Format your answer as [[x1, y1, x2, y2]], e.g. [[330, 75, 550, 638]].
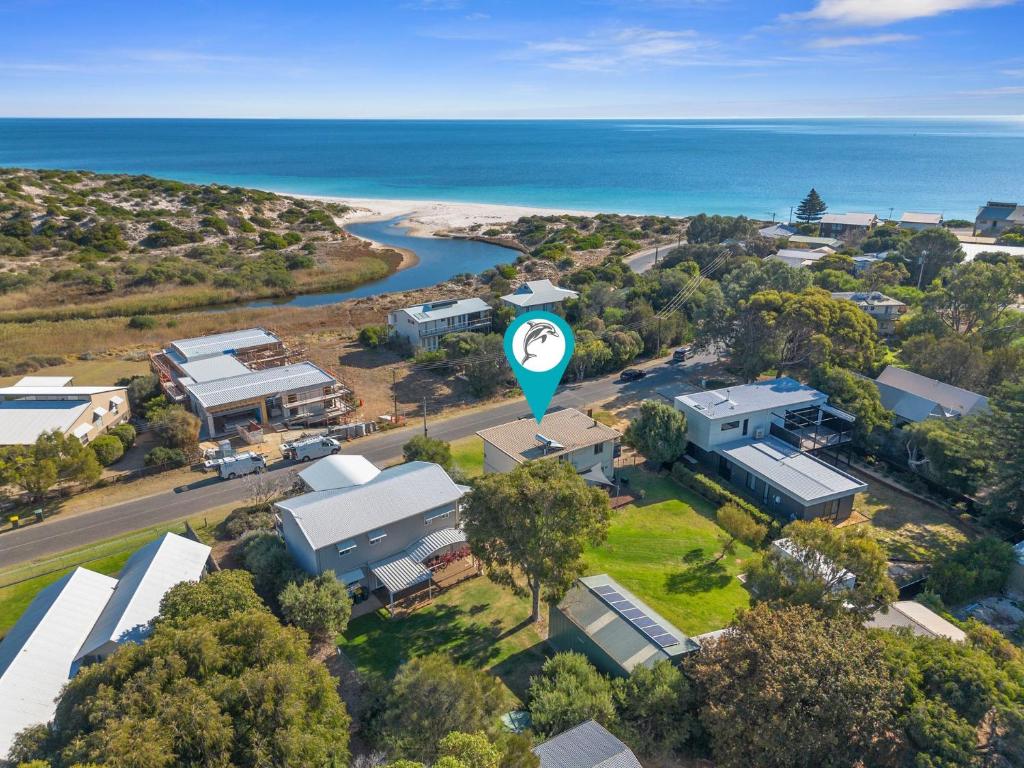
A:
[[0, 377, 130, 446], [387, 298, 493, 352], [476, 408, 620, 485], [500, 279, 579, 316], [675, 378, 865, 521], [899, 212, 943, 231]]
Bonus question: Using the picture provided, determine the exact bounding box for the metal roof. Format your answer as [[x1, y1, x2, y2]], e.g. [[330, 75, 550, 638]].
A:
[[874, 366, 988, 420], [477, 408, 620, 463], [976, 201, 1022, 222], [900, 212, 942, 225], [406, 527, 466, 563], [866, 601, 966, 642], [788, 235, 843, 247], [0, 568, 117, 759], [178, 355, 251, 383], [13, 376, 73, 387], [831, 291, 906, 309], [184, 362, 339, 409], [717, 437, 867, 504], [276, 462, 466, 551], [676, 377, 824, 419], [298, 454, 381, 491], [758, 223, 799, 238], [820, 212, 877, 226], [501, 280, 579, 308], [168, 328, 279, 362], [369, 552, 431, 594], [768, 249, 826, 267], [396, 297, 491, 323], [0, 385, 122, 397], [76, 533, 210, 661], [533, 720, 642, 768], [0, 400, 90, 445]]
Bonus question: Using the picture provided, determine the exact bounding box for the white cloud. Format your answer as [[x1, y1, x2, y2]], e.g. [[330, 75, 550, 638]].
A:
[[783, 0, 1016, 26], [808, 33, 917, 49], [1001, 68, 1024, 77], [520, 27, 709, 72]]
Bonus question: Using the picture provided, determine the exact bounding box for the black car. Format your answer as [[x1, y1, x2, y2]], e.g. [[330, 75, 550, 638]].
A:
[[673, 345, 695, 361], [620, 368, 647, 382]]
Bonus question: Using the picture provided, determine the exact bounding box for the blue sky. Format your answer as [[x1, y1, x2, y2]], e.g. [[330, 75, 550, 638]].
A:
[[2, 0, 1023, 117]]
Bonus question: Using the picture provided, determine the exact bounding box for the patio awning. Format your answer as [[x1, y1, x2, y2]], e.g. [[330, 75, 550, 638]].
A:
[[581, 463, 614, 487], [370, 553, 431, 595], [92, 407, 107, 418], [407, 527, 467, 563], [338, 567, 365, 587], [72, 423, 92, 439]]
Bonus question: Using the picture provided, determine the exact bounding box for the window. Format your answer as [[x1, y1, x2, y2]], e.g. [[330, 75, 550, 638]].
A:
[[594, 442, 604, 455], [721, 420, 740, 431], [368, 530, 387, 545], [747, 473, 756, 491], [425, 510, 450, 525], [287, 393, 297, 404], [742, 419, 748, 436], [336, 541, 357, 556]]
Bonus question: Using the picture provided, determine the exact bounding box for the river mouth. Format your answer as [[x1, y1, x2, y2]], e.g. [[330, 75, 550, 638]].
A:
[[242, 215, 519, 310]]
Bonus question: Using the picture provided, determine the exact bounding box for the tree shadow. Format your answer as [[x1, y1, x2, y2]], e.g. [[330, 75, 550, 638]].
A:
[[490, 640, 551, 704], [665, 557, 731, 594]]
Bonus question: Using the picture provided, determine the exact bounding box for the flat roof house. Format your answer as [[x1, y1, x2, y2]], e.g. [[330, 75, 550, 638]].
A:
[[868, 365, 988, 424], [0, 377, 130, 446], [831, 291, 908, 335], [277, 459, 470, 609], [388, 298, 493, 352], [500, 279, 579, 316], [975, 201, 1024, 236], [477, 407, 620, 485], [819, 212, 878, 238], [549, 574, 699, 678], [899, 212, 943, 231], [0, 568, 117, 761], [533, 720, 642, 768], [675, 378, 866, 522]]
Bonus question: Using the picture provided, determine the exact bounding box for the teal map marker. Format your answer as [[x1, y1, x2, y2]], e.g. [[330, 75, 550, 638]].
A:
[[504, 311, 575, 423]]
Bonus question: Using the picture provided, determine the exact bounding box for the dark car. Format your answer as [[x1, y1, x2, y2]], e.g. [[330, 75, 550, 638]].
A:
[[620, 368, 647, 382], [673, 345, 695, 361]]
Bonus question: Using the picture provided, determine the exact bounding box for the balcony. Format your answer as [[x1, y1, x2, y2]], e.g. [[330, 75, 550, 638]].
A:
[[770, 404, 854, 452], [419, 316, 493, 338]]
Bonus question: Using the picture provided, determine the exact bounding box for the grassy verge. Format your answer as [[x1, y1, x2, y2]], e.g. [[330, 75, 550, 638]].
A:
[[450, 435, 485, 478], [584, 468, 753, 636], [338, 578, 547, 704]]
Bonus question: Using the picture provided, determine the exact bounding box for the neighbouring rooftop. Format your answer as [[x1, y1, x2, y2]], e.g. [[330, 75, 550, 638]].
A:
[[831, 291, 907, 309], [532, 719, 643, 768], [0, 399, 91, 445], [167, 327, 280, 363], [676, 377, 824, 419], [820, 212, 877, 227], [900, 211, 943, 226], [476, 407, 620, 463], [298, 454, 381, 491], [872, 365, 988, 421], [396, 297, 491, 323], [184, 361, 339, 409], [500, 279, 579, 308], [867, 601, 967, 642]]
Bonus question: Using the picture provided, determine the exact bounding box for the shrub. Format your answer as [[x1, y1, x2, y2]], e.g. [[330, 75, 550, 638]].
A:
[[358, 324, 390, 348], [219, 503, 278, 539], [109, 423, 137, 451], [127, 314, 157, 330], [928, 538, 1015, 604], [671, 463, 779, 537], [278, 572, 352, 644], [90, 434, 125, 466], [496, 263, 518, 279], [144, 446, 189, 468]]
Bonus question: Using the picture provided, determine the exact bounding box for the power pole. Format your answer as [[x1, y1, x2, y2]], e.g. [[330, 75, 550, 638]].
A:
[[391, 368, 398, 422], [917, 249, 928, 290], [422, 395, 428, 436]]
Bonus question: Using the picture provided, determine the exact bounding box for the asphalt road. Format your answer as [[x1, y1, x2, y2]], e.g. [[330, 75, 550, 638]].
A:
[[0, 354, 715, 569], [625, 240, 680, 273]]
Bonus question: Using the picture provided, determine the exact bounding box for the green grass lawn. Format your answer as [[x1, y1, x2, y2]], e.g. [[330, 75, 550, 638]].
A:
[[584, 468, 753, 636], [339, 577, 547, 704], [450, 435, 484, 478], [0, 357, 149, 387]]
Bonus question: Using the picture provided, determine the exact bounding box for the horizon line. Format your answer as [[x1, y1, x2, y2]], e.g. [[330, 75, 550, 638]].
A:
[[1, 114, 1023, 121]]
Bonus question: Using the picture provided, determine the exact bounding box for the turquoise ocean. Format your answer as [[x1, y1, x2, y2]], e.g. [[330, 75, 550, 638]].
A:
[[0, 118, 1021, 219]]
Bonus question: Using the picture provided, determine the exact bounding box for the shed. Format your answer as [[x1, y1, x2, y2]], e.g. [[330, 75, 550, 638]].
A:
[[532, 720, 642, 768]]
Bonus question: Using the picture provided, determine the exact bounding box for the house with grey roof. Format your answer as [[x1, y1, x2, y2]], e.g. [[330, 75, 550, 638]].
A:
[[388, 298, 492, 352], [867, 365, 988, 424], [899, 212, 943, 231], [866, 601, 966, 642], [0, 377, 130, 447], [549, 575, 699, 678], [975, 201, 1024, 236], [500, 279, 579, 316], [767, 247, 830, 269], [277, 459, 470, 608], [533, 720, 643, 768], [831, 291, 908, 335], [675, 378, 865, 521], [477, 407, 620, 485], [819, 212, 878, 238]]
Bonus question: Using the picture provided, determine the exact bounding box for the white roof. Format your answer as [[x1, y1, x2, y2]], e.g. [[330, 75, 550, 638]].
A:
[[759, 223, 799, 238], [772, 537, 856, 587], [76, 533, 210, 661], [900, 212, 942, 225], [677, 377, 825, 420], [13, 376, 73, 387], [0, 400, 90, 445], [961, 242, 1024, 261], [866, 601, 966, 642], [168, 328, 279, 362], [768, 249, 826, 268], [719, 437, 867, 504], [0, 568, 117, 759], [875, 366, 988, 420], [500, 279, 579, 308], [533, 720, 642, 768], [298, 454, 381, 491], [183, 362, 338, 409], [395, 298, 491, 323], [0, 385, 121, 397], [820, 212, 877, 226], [277, 462, 465, 551], [178, 355, 251, 383]]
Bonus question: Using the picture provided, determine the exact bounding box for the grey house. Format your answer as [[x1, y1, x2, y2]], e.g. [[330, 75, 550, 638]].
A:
[[533, 720, 642, 768], [277, 459, 469, 608]]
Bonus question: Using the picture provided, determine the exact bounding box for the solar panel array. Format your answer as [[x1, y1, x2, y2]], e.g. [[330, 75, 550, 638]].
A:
[[592, 584, 680, 648]]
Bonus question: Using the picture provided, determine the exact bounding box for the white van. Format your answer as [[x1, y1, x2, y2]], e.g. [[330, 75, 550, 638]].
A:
[[281, 436, 342, 462], [217, 452, 267, 479]]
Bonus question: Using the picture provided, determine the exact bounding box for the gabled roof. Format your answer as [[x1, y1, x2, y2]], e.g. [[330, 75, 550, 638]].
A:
[[0, 400, 90, 445], [394, 298, 491, 323], [830, 291, 906, 309], [13, 376, 73, 387], [676, 377, 825, 419], [533, 720, 642, 768], [0, 568, 117, 759], [500, 279, 579, 308], [76, 533, 210, 661], [298, 454, 381, 491], [899, 212, 942, 226], [874, 366, 988, 420], [866, 601, 966, 642], [768, 249, 827, 268], [758, 223, 799, 239], [976, 201, 1022, 222], [477, 408, 620, 463], [0, 385, 123, 397], [168, 328, 279, 362], [820, 212, 877, 227], [183, 362, 338, 408], [276, 462, 466, 550]]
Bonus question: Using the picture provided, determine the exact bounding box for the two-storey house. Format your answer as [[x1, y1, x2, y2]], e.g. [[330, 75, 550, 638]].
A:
[[276, 459, 469, 609], [675, 378, 866, 522], [831, 291, 908, 335], [819, 212, 877, 238], [388, 298, 493, 352], [974, 201, 1024, 236]]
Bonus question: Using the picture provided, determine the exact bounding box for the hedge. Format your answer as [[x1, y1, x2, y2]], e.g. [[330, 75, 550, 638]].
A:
[[671, 462, 781, 540]]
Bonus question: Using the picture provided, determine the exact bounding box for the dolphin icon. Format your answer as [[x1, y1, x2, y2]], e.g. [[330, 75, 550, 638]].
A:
[[520, 320, 559, 366]]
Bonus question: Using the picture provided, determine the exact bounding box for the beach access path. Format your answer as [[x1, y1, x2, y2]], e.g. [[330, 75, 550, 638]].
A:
[[0, 353, 714, 569]]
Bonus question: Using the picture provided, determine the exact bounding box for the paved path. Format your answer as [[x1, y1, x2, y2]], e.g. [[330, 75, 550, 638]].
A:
[[0, 355, 715, 568]]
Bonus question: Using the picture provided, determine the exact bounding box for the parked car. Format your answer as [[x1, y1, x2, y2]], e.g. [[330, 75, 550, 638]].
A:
[[673, 345, 695, 362], [217, 452, 267, 480], [281, 435, 342, 462], [620, 368, 647, 382]]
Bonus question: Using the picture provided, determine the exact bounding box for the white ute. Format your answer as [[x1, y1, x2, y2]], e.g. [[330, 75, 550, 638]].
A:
[[281, 435, 342, 462], [217, 452, 267, 480]]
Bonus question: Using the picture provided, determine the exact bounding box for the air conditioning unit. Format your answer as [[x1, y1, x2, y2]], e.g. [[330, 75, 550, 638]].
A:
[[754, 427, 765, 439]]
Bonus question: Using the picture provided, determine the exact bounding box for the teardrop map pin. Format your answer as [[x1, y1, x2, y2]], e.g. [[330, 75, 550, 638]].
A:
[[503, 311, 575, 423]]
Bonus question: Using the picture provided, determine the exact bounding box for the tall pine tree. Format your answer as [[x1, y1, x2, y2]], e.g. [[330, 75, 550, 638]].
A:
[[795, 188, 828, 222]]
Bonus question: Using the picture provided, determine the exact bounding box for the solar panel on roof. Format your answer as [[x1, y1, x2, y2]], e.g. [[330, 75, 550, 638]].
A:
[[593, 585, 617, 596], [621, 608, 644, 619], [591, 584, 680, 649]]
